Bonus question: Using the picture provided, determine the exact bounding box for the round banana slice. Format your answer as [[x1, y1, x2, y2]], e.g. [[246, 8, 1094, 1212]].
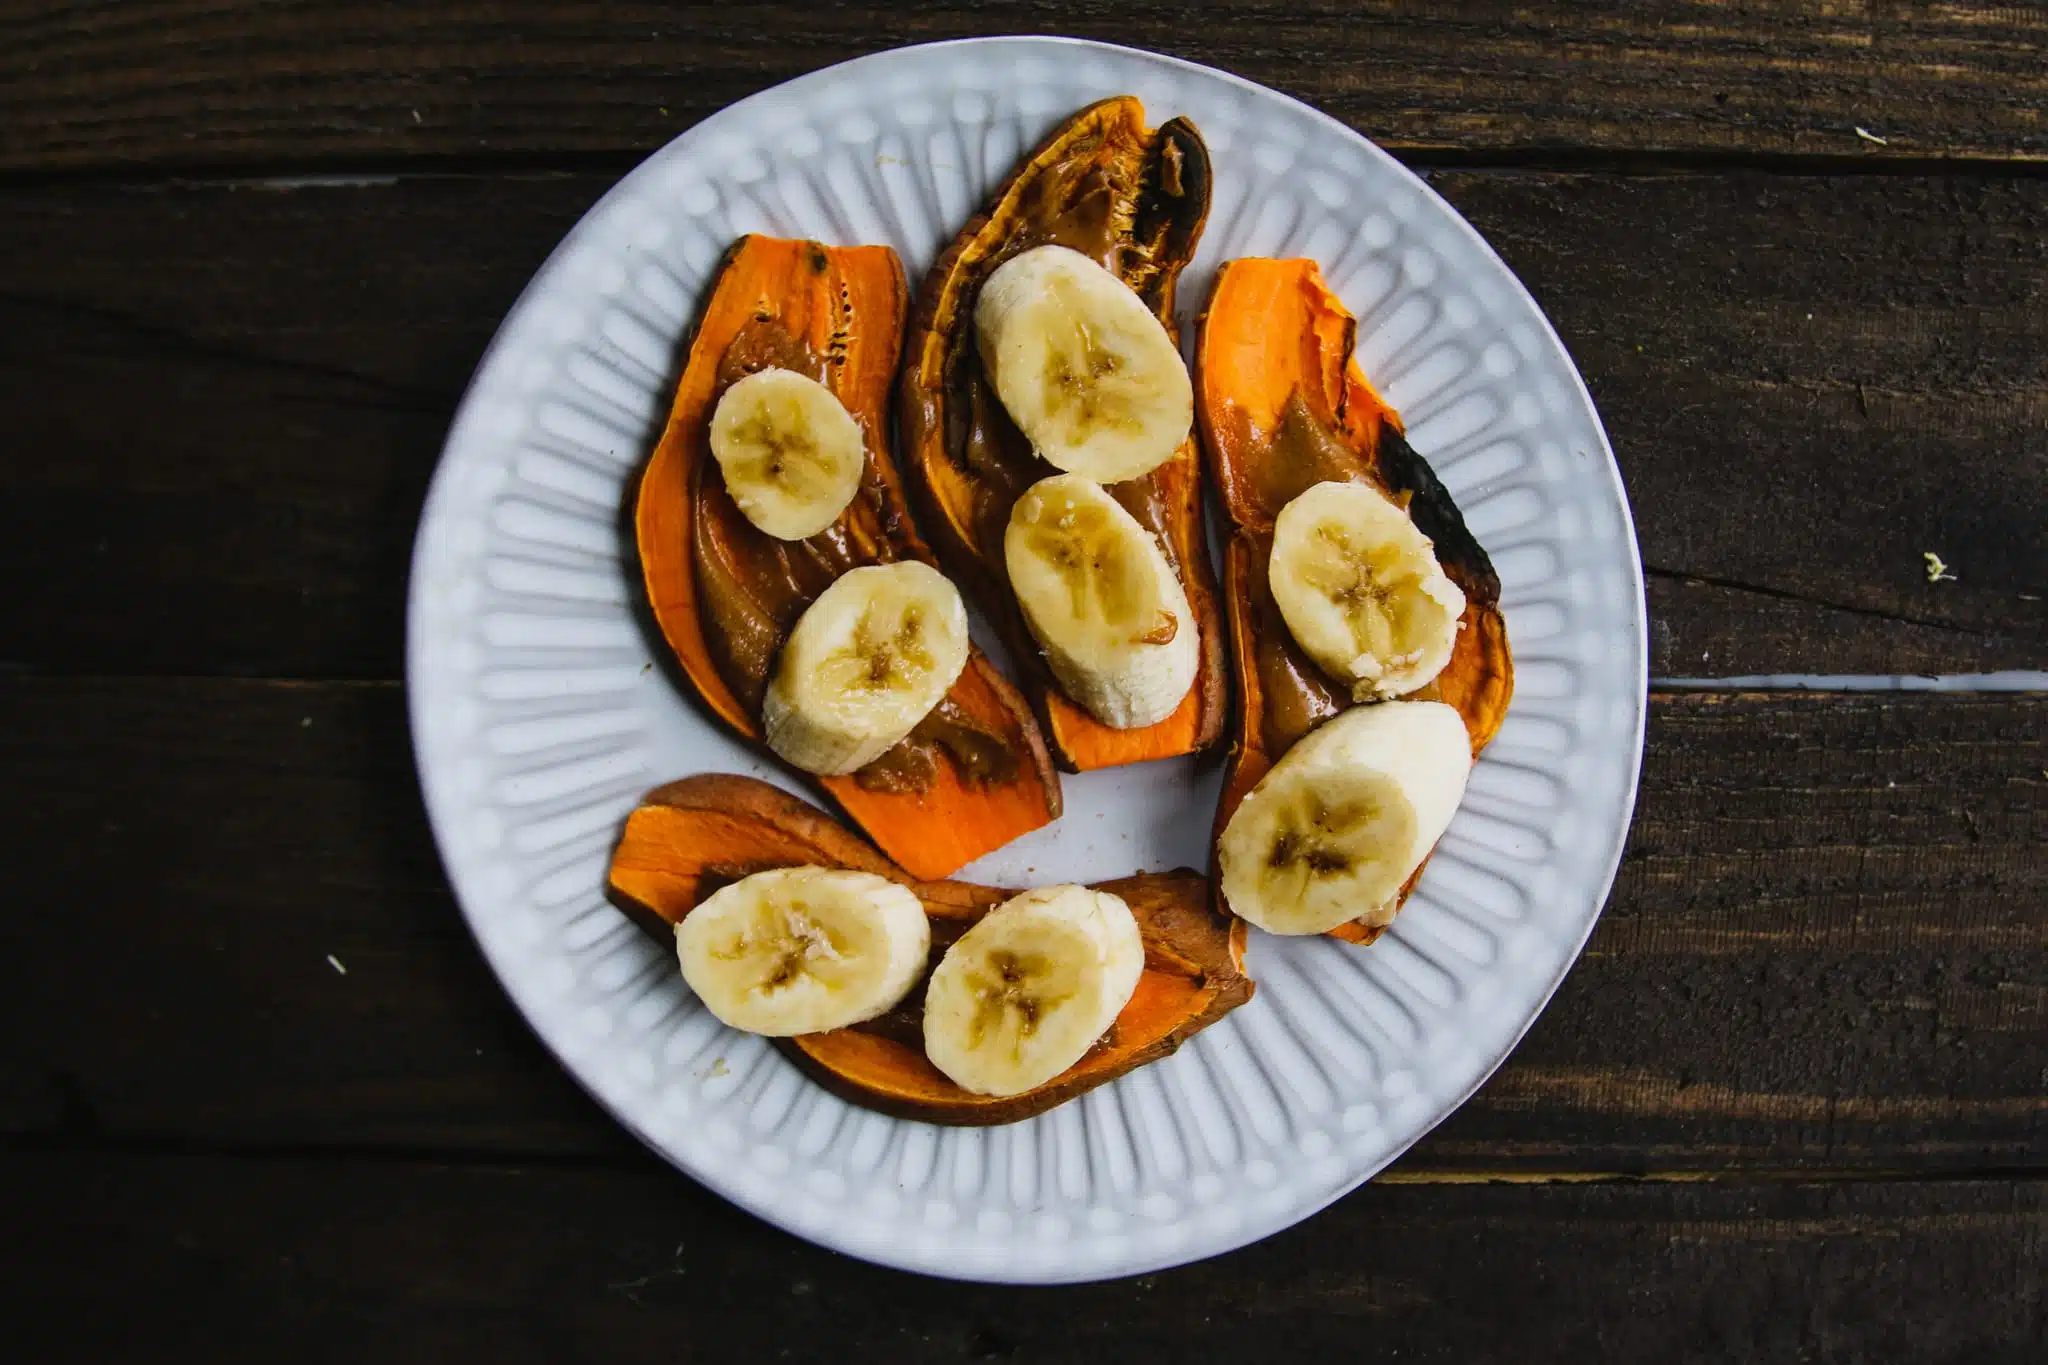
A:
[[762, 561, 971, 775], [922, 884, 1145, 1097], [1217, 700, 1472, 936], [1004, 473, 1199, 729], [1268, 480, 1467, 700], [708, 367, 868, 540], [677, 866, 932, 1036], [974, 244, 1193, 483]]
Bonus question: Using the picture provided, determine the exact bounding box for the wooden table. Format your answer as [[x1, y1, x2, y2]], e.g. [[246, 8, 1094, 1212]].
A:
[[6, 5, 2044, 1359]]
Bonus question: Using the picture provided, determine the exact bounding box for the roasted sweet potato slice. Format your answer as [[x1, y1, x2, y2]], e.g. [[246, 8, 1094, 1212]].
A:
[[635, 235, 1059, 880], [1196, 258, 1515, 944], [608, 775, 1253, 1126], [900, 97, 1226, 772]]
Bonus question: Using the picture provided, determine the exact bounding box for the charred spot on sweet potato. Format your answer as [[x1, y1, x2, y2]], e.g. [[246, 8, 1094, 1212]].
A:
[[607, 774, 1252, 1126], [1376, 424, 1503, 606]]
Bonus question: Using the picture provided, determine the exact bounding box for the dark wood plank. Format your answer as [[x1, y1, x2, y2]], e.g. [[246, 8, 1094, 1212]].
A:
[[0, 170, 2041, 679], [3, 679, 2042, 1173], [1432, 689, 2048, 1172], [1429, 169, 2048, 672], [4, 2, 2046, 173], [0, 177, 575, 677], [1643, 575, 2037, 682], [7, 1150, 2043, 1362], [0, 676, 629, 1158]]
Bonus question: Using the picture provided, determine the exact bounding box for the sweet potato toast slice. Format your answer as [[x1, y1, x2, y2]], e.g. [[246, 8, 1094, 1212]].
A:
[[1196, 257, 1514, 944], [608, 775, 1253, 1126], [899, 96, 1226, 772], [634, 235, 1059, 880]]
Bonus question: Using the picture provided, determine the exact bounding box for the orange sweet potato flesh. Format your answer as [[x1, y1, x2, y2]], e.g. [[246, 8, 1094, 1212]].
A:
[[608, 775, 1253, 1126], [900, 97, 1226, 772], [1196, 258, 1515, 945], [634, 235, 1059, 881]]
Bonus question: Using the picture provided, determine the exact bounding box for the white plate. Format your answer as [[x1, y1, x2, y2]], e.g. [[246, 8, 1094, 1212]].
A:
[[407, 37, 1646, 1283]]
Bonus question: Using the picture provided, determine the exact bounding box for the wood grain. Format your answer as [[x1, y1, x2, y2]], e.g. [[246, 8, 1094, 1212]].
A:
[[0, 171, 2041, 678], [0, 676, 629, 1159], [2, 678, 2040, 1174], [9, 1151, 2044, 1362], [3, 2, 2045, 174], [1430, 169, 2048, 674], [0, 177, 577, 677], [1434, 690, 2048, 1172], [5, 0, 2039, 1330]]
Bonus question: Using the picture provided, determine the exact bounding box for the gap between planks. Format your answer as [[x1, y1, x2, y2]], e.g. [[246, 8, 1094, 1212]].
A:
[[1656, 672, 2048, 693], [8, 144, 2048, 194], [8, 1128, 2046, 1190], [3, 672, 2037, 694]]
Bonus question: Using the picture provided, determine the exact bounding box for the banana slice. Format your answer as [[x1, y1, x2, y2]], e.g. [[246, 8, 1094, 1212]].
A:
[[1217, 700, 1472, 936], [708, 367, 868, 540], [677, 866, 931, 1036], [922, 884, 1145, 1097], [1268, 480, 1467, 700], [1004, 473, 1199, 729], [762, 561, 971, 775], [975, 244, 1193, 483]]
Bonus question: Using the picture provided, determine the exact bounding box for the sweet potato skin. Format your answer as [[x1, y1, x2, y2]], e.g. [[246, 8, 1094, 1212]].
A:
[[899, 97, 1227, 773], [632, 235, 1060, 880], [608, 775, 1253, 1126], [1196, 257, 1515, 944]]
